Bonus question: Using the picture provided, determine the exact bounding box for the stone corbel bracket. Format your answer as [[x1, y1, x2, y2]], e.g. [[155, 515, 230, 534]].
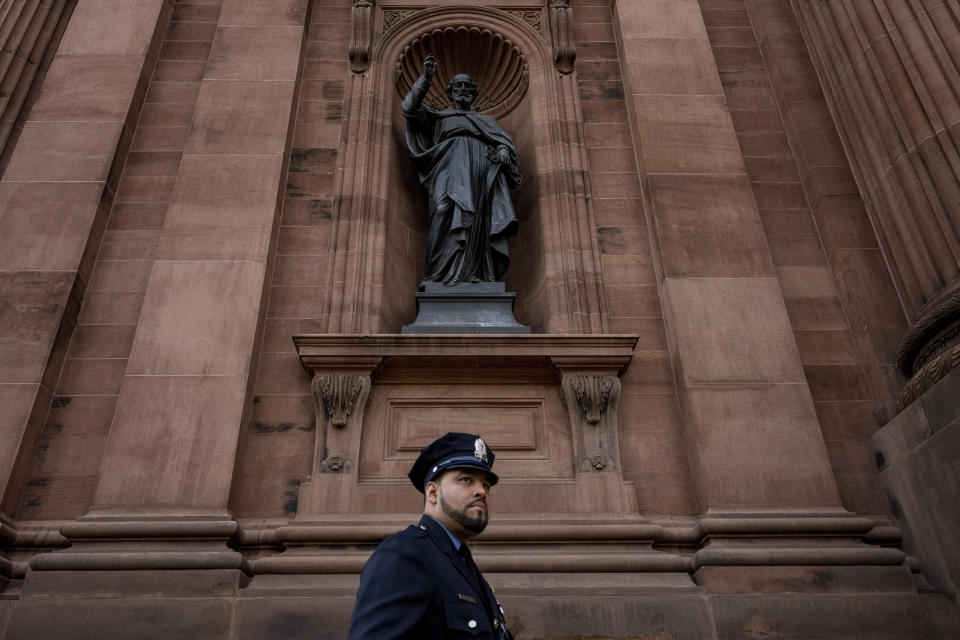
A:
[[300, 356, 384, 474], [553, 356, 626, 473], [549, 0, 575, 74], [350, 0, 375, 73]]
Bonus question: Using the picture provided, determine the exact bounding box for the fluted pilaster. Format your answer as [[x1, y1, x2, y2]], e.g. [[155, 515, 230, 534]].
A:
[[0, 0, 75, 172], [791, 0, 960, 407]]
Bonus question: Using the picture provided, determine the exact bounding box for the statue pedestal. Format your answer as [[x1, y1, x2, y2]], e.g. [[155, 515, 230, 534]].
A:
[[401, 282, 530, 333]]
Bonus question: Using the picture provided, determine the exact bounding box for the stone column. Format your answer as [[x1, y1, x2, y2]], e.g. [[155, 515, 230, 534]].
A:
[[790, 0, 960, 408], [611, 0, 848, 521], [0, 0, 170, 522], [52, 0, 306, 548], [0, 0, 77, 167]]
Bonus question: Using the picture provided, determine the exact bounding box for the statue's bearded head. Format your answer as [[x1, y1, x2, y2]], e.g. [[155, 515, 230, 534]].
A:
[[446, 74, 478, 110]]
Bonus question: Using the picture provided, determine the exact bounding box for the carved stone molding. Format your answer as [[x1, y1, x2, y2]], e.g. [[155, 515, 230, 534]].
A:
[[896, 286, 960, 375], [350, 0, 374, 73], [312, 373, 372, 473], [247, 511, 893, 575], [30, 517, 247, 573], [507, 9, 544, 35], [565, 374, 615, 425], [549, 0, 575, 74], [897, 343, 960, 411], [395, 26, 529, 119], [290, 334, 636, 519], [295, 334, 636, 479], [555, 364, 623, 474], [305, 362, 380, 475], [383, 6, 544, 37], [382, 8, 418, 32], [313, 373, 367, 428]]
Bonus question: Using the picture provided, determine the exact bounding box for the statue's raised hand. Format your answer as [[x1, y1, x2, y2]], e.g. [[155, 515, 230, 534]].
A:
[[423, 54, 436, 79]]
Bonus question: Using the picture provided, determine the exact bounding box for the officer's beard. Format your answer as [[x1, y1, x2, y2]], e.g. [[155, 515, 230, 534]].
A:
[[438, 488, 488, 534]]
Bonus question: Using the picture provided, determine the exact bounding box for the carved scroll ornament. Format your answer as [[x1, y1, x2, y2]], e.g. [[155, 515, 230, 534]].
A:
[[350, 0, 374, 73], [549, 0, 575, 74], [313, 373, 367, 427], [567, 374, 614, 425], [311, 373, 372, 473], [559, 373, 622, 473]]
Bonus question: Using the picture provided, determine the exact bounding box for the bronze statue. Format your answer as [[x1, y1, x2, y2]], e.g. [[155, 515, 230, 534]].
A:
[[402, 54, 522, 287]]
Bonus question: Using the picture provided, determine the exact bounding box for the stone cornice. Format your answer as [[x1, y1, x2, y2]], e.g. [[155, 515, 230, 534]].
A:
[[294, 334, 638, 374]]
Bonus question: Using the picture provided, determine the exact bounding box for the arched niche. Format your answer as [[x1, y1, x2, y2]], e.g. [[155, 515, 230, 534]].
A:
[[324, 6, 607, 335]]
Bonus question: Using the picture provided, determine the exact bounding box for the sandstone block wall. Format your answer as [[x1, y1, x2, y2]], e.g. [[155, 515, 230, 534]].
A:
[[0, 0, 956, 638]]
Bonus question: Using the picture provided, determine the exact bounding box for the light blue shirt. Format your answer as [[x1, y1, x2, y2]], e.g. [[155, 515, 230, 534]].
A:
[[428, 516, 462, 551]]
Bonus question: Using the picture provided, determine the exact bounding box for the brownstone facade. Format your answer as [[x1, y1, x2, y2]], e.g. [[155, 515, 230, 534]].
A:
[[0, 0, 957, 638]]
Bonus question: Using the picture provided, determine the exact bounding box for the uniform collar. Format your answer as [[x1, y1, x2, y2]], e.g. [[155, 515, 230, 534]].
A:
[[426, 515, 462, 551], [417, 514, 465, 558]]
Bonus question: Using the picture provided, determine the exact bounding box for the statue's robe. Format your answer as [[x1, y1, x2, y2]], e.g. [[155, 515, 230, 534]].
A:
[[403, 81, 521, 285]]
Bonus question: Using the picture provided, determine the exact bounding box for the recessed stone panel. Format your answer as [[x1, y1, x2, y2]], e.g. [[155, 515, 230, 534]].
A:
[[360, 384, 572, 481], [387, 399, 543, 456]]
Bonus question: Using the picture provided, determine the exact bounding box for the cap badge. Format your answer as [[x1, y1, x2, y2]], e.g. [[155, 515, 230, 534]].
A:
[[474, 437, 489, 464]]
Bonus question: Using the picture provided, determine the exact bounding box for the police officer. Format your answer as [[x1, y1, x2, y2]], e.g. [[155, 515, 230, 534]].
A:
[[347, 432, 514, 640]]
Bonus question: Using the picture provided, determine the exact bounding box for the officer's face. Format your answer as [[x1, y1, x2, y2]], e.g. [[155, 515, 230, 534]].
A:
[[429, 469, 491, 539]]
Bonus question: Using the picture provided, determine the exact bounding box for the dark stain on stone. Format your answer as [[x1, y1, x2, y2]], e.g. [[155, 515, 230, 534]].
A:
[[602, 86, 624, 99], [26, 478, 48, 487], [253, 422, 309, 434], [813, 570, 833, 587], [51, 397, 71, 408], [325, 104, 343, 121], [882, 489, 902, 518], [597, 227, 625, 254], [299, 423, 316, 432], [874, 450, 886, 471], [22, 498, 41, 508], [283, 477, 301, 513], [321, 81, 345, 100], [311, 198, 333, 219], [253, 396, 261, 404], [48, 422, 65, 434], [38, 443, 50, 452], [290, 148, 337, 170]]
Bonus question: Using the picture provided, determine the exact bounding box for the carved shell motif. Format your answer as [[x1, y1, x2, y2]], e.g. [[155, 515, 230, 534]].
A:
[[396, 26, 529, 119]]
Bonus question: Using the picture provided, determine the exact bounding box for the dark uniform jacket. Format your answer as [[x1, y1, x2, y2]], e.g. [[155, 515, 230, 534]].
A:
[[347, 515, 505, 640]]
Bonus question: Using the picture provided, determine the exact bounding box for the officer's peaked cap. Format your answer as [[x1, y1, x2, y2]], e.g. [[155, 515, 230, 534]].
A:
[[408, 432, 499, 493]]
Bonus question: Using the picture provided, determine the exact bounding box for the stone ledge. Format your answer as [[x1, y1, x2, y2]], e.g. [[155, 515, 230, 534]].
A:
[[293, 333, 640, 375], [31, 551, 249, 573]]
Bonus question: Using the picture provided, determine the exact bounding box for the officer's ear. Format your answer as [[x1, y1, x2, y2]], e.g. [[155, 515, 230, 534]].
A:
[[424, 479, 439, 506]]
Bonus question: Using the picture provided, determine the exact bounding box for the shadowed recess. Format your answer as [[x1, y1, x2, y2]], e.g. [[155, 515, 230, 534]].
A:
[[395, 26, 528, 119]]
